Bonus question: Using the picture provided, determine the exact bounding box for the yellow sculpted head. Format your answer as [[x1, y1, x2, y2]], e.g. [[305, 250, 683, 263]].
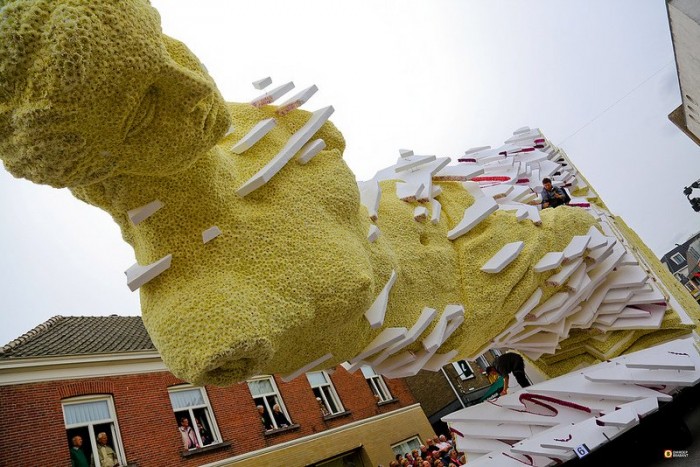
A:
[[0, 0, 230, 187]]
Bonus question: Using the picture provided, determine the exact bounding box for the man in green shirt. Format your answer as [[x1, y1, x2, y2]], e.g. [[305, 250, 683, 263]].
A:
[[478, 367, 505, 402], [69, 435, 89, 467]]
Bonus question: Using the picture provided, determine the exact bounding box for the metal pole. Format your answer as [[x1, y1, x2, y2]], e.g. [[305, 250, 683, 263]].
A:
[[441, 367, 466, 408]]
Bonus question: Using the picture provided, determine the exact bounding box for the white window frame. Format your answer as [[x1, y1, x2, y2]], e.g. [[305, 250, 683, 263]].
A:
[[391, 436, 422, 457], [168, 385, 222, 449], [247, 376, 292, 430], [475, 354, 489, 372], [306, 371, 345, 416], [62, 395, 127, 467], [671, 252, 686, 266], [360, 366, 393, 403], [453, 360, 475, 380]]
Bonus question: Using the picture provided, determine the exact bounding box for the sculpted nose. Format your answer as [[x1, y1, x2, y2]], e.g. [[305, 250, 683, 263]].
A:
[[163, 62, 213, 112]]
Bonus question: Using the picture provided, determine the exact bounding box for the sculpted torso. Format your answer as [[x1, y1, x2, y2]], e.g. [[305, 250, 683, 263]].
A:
[[2, 0, 689, 385]]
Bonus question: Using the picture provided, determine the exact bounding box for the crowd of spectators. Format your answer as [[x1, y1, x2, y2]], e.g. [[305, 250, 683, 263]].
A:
[[384, 434, 466, 466]]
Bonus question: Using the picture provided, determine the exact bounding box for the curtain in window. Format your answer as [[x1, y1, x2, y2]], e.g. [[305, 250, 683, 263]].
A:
[[306, 372, 327, 387], [64, 400, 111, 425], [247, 379, 274, 396], [169, 388, 205, 409], [360, 366, 376, 378]]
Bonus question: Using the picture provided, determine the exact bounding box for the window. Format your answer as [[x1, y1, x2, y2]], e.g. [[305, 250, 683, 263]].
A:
[[168, 385, 221, 450], [490, 348, 502, 358], [247, 376, 293, 431], [306, 371, 345, 416], [475, 354, 489, 372], [671, 252, 685, 266], [392, 436, 422, 457], [452, 360, 475, 380], [360, 366, 393, 403], [62, 396, 126, 467]]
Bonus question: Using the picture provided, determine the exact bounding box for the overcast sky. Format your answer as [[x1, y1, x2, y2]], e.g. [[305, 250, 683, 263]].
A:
[[1, 0, 699, 346]]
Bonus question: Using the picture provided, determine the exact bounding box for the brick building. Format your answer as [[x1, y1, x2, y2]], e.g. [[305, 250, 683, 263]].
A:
[[404, 353, 497, 432], [661, 231, 700, 302], [0, 316, 434, 467]]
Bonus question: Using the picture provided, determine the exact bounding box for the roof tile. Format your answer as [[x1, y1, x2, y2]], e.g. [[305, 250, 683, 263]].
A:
[[0, 316, 155, 358]]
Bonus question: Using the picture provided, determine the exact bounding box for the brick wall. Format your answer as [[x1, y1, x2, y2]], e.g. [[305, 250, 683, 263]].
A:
[[0, 366, 417, 467]]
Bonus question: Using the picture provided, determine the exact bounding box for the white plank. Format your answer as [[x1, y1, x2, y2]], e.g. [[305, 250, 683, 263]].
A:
[[423, 349, 459, 371], [534, 252, 564, 272], [350, 327, 407, 363], [202, 226, 222, 244], [546, 258, 584, 287], [395, 181, 424, 201], [358, 179, 381, 220], [595, 406, 638, 428], [230, 117, 276, 154], [127, 200, 164, 225], [252, 76, 272, 89], [296, 138, 326, 164], [395, 154, 437, 172], [447, 420, 548, 440], [563, 235, 591, 262], [364, 270, 398, 328], [125, 254, 172, 292], [606, 266, 649, 289], [373, 351, 416, 373], [433, 164, 485, 181], [586, 226, 608, 250], [414, 206, 428, 222], [276, 84, 318, 115], [250, 81, 294, 107], [481, 184, 514, 199], [481, 241, 525, 273], [422, 305, 464, 352], [372, 307, 437, 365], [527, 292, 569, 320], [367, 224, 380, 243], [462, 181, 485, 199], [447, 197, 499, 240], [236, 106, 334, 197], [430, 198, 442, 224], [514, 288, 543, 321]]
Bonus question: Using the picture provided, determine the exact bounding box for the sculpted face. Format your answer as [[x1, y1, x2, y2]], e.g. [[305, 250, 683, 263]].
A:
[[0, 0, 229, 187]]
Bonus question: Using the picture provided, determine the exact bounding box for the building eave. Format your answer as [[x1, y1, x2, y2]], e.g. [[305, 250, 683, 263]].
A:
[[0, 351, 167, 386]]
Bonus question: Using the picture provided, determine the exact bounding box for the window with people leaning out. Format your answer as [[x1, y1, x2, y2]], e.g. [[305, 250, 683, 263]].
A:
[[63, 396, 126, 467], [306, 370, 345, 416], [168, 385, 221, 450], [247, 376, 293, 431], [361, 365, 393, 403]]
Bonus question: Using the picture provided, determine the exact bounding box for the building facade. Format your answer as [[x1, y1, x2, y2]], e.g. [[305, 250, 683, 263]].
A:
[[404, 352, 499, 433], [0, 316, 434, 467], [661, 232, 700, 302], [667, 0, 700, 145]]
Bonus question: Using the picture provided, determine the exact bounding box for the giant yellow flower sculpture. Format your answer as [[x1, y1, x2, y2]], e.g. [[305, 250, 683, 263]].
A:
[[1, 0, 697, 385]]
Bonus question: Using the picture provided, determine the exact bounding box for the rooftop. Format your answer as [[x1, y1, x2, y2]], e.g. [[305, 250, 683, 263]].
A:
[[0, 315, 155, 359]]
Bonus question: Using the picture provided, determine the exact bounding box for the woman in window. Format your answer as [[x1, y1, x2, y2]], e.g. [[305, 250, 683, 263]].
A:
[[272, 404, 290, 428], [178, 418, 199, 450], [195, 418, 213, 446]]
